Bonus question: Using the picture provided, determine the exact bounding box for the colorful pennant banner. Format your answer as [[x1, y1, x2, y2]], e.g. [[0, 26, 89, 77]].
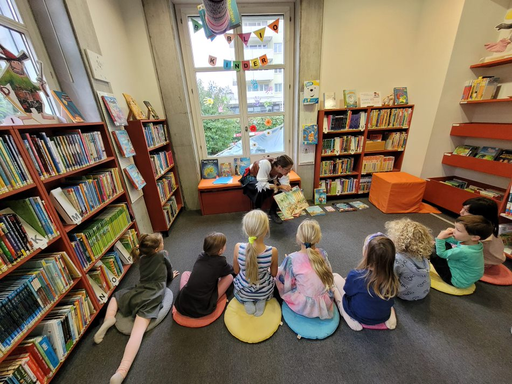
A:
[[192, 17, 281, 40], [210, 54, 269, 71]]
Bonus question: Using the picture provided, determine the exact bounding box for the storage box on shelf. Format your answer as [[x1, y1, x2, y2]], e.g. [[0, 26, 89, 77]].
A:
[[0, 122, 139, 382], [126, 119, 183, 232], [314, 105, 414, 198]]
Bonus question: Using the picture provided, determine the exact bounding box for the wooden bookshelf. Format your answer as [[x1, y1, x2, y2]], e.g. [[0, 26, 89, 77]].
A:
[[126, 119, 183, 233], [314, 105, 414, 197], [0, 122, 139, 379], [470, 56, 512, 68]]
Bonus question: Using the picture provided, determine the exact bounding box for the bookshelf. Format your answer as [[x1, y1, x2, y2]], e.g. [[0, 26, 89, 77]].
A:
[[126, 119, 183, 233], [0, 122, 138, 382], [313, 105, 414, 198]]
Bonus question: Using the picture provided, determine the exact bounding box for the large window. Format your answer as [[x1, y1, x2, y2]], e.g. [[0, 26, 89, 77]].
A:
[[178, 4, 294, 160]]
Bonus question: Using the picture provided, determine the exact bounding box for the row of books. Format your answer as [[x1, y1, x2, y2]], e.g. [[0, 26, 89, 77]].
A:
[[504, 192, 512, 216], [49, 168, 124, 226], [163, 196, 179, 227], [321, 136, 364, 155], [22, 131, 106, 180], [358, 176, 372, 193], [8, 197, 60, 241], [322, 111, 367, 132], [0, 213, 37, 272], [499, 224, 512, 255], [452, 145, 511, 162], [318, 177, 358, 196], [150, 150, 174, 178], [367, 107, 412, 129], [200, 158, 251, 179], [460, 76, 500, 101], [383, 132, 407, 150], [156, 172, 177, 203], [320, 157, 355, 176], [0, 134, 33, 195], [0, 251, 80, 353], [0, 290, 94, 383], [144, 122, 168, 148], [70, 203, 131, 264], [361, 155, 395, 174], [440, 178, 505, 200], [87, 261, 118, 303]]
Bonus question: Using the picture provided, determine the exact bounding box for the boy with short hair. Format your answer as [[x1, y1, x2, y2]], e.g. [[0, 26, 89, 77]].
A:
[[431, 215, 493, 288]]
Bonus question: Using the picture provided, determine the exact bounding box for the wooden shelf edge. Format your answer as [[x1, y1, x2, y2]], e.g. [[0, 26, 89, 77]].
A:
[[42, 157, 115, 184], [470, 56, 512, 68], [154, 165, 174, 180], [160, 187, 179, 206], [0, 182, 36, 199], [148, 141, 170, 151], [98, 263, 132, 309], [460, 98, 512, 104]]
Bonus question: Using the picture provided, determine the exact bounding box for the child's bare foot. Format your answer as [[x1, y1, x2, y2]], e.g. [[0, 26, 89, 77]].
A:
[[173, 270, 180, 278]]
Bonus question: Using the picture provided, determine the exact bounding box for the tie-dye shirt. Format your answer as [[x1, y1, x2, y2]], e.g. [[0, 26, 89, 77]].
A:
[[276, 248, 334, 319]]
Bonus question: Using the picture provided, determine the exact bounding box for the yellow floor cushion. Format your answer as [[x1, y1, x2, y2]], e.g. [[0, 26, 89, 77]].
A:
[[429, 265, 475, 296]]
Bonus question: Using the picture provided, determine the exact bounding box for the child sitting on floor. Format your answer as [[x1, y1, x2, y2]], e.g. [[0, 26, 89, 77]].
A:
[[233, 209, 278, 316], [276, 219, 335, 319], [174, 232, 234, 318], [334, 233, 398, 331], [460, 197, 506, 268], [431, 215, 493, 288], [385, 218, 433, 301]]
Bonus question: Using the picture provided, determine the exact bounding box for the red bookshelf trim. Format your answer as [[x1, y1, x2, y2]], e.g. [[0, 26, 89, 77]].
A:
[[154, 164, 174, 180], [460, 98, 512, 104], [42, 157, 115, 184], [367, 126, 408, 131], [470, 57, 512, 68], [320, 172, 359, 179], [321, 152, 362, 158], [160, 186, 179, 206], [0, 182, 36, 199], [323, 129, 365, 134], [450, 123, 512, 140], [148, 141, 170, 151], [442, 153, 512, 178], [364, 149, 405, 154]]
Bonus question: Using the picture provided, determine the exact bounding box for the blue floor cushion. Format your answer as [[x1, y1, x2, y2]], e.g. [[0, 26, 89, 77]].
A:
[[282, 302, 340, 339]]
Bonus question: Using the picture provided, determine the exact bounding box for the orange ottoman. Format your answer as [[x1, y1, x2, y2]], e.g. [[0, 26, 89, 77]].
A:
[[369, 172, 426, 213]]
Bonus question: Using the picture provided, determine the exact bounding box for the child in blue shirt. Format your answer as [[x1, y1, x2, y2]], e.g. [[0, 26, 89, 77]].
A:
[[431, 215, 493, 288]]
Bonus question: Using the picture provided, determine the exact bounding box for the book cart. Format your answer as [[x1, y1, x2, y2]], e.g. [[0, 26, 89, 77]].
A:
[[0, 122, 139, 382], [313, 105, 414, 199], [126, 119, 183, 233], [423, 57, 512, 249]]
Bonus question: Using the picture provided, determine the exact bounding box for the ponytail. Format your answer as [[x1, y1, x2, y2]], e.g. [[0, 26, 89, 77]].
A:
[[306, 247, 334, 289], [242, 210, 269, 284]]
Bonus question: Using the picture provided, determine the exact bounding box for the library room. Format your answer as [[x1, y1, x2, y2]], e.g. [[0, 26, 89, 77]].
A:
[[0, 0, 511, 383]]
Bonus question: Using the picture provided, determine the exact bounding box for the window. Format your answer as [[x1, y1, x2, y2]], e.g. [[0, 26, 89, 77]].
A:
[[178, 4, 294, 159], [274, 43, 282, 53]]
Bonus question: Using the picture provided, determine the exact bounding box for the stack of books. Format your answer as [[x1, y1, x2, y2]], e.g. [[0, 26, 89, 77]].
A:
[[384, 132, 407, 150], [323, 111, 367, 132], [8, 197, 60, 240], [322, 136, 364, 155], [150, 150, 174, 177], [320, 157, 355, 176], [163, 196, 179, 226], [452, 146, 511, 162], [156, 172, 177, 202], [358, 176, 372, 193], [0, 134, 33, 195], [460, 76, 500, 101], [361, 155, 395, 173], [144, 122, 168, 148], [319, 177, 358, 195], [368, 108, 412, 128]]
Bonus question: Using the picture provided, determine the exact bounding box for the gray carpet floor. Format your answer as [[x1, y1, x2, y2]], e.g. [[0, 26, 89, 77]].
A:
[[52, 198, 512, 384]]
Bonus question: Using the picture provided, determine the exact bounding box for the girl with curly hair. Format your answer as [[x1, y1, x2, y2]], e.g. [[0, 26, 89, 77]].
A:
[[385, 218, 434, 301]]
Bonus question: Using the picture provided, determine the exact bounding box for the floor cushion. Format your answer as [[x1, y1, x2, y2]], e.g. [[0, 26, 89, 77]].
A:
[[281, 302, 339, 339], [429, 266, 475, 296], [361, 322, 389, 330], [224, 298, 281, 343], [480, 264, 512, 286], [172, 294, 228, 328], [115, 288, 173, 335]]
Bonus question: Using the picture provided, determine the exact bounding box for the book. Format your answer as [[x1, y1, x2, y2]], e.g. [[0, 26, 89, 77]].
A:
[[220, 162, 232, 177], [323, 92, 337, 109], [123, 164, 146, 190], [273, 186, 309, 219], [343, 90, 357, 108], [201, 159, 219, 179], [212, 176, 233, 185], [238, 157, 250, 176], [332, 202, 357, 212], [495, 149, 512, 163], [49, 187, 82, 225], [349, 201, 370, 210], [303, 80, 319, 104], [305, 205, 325, 216], [101, 95, 127, 126], [359, 91, 381, 107], [143, 101, 160, 119], [111, 130, 135, 157], [324, 205, 336, 212], [314, 188, 326, 205], [51, 90, 85, 123], [393, 87, 408, 104], [453, 145, 479, 156], [302, 124, 318, 145], [122, 93, 145, 120], [475, 146, 502, 160]]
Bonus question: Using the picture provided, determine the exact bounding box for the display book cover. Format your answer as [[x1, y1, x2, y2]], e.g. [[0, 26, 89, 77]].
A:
[[220, 162, 232, 177], [51, 90, 85, 123], [123, 164, 146, 190], [102, 95, 127, 126], [314, 188, 326, 205], [343, 90, 357, 108], [475, 146, 502, 160], [122, 93, 146, 120], [393, 87, 408, 105], [496, 149, 512, 163], [111, 130, 136, 157], [273, 186, 309, 219], [233, 157, 250, 176], [143, 101, 160, 120], [201, 159, 219, 179], [305, 205, 325, 216], [453, 145, 479, 157]]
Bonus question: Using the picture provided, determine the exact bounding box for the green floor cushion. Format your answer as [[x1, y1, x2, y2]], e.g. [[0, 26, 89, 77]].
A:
[[224, 298, 281, 343], [282, 301, 339, 339], [172, 294, 227, 328]]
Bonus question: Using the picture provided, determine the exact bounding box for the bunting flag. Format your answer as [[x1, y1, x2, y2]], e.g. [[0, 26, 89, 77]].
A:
[[238, 32, 251, 46], [242, 61, 250, 71], [233, 61, 241, 71], [223, 60, 232, 70], [253, 27, 266, 42], [251, 57, 261, 69], [267, 18, 280, 34], [224, 33, 235, 45], [205, 55, 271, 71], [192, 19, 203, 33], [208, 55, 217, 66]]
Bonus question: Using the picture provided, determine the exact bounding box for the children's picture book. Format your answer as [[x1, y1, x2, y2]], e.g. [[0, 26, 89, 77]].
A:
[[274, 186, 309, 219], [51, 90, 85, 123], [302, 124, 318, 145], [143, 100, 160, 120], [393, 87, 408, 105], [324, 205, 336, 212], [343, 90, 357, 108], [359, 91, 382, 107], [496, 149, 512, 163], [239, 157, 250, 176], [201, 159, 219, 179], [453, 145, 479, 157], [303, 80, 319, 104], [112, 130, 136, 157], [475, 146, 502, 160], [323, 92, 337, 109], [306, 205, 325, 216], [349, 201, 370, 210], [212, 176, 233, 185], [122, 93, 146, 120], [332, 202, 357, 212], [314, 188, 327, 205], [442, 179, 468, 189], [102, 95, 127, 126], [220, 162, 233, 177], [123, 164, 146, 190]]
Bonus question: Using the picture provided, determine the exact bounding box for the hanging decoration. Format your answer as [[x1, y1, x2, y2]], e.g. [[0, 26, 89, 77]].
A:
[[253, 27, 266, 42], [238, 33, 251, 46], [251, 79, 258, 91], [208, 55, 218, 66], [206, 55, 269, 71], [267, 19, 280, 34], [224, 33, 235, 44], [192, 18, 203, 33], [249, 124, 257, 132], [198, 0, 241, 39], [264, 118, 273, 126]]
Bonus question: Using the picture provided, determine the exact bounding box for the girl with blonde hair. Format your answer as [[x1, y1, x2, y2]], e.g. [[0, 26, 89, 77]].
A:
[[385, 218, 433, 301], [276, 219, 337, 319], [233, 209, 278, 316]]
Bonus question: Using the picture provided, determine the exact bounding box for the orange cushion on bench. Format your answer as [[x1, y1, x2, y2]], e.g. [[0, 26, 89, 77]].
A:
[[480, 264, 512, 286], [369, 172, 427, 213], [172, 295, 228, 328]]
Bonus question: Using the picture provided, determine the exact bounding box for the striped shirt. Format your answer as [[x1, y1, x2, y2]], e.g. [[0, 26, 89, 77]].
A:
[[234, 243, 275, 302]]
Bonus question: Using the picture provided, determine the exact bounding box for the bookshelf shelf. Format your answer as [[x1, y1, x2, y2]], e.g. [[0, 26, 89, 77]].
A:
[[460, 98, 512, 104], [127, 119, 183, 233], [160, 187, 179, 206], [470, 56, 512, 68], [314, 105, 414, 197], [0, 183, 36, 199], [41, 157, 115, 184], [442, 153, 512, 178], [450, 123, 512, 140]]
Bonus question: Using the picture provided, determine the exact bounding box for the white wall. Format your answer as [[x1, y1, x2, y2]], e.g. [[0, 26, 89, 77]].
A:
[[87, 0, 164, 118]]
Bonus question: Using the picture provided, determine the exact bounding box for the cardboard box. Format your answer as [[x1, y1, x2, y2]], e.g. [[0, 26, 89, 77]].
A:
[[365, 141, 386, 151]]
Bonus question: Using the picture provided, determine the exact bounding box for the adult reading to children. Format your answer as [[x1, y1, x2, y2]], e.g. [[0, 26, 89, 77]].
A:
[[239, 155, 294, 224]]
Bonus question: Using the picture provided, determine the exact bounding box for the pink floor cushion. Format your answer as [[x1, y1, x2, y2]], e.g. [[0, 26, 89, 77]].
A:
[[172, 294, 228, 328], [361, 323, 389, 330], [480, 264, 512, 286]]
